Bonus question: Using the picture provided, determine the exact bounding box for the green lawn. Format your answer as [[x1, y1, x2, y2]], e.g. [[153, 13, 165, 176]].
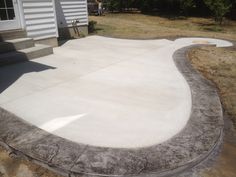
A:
[[90, 13, 236, 40]]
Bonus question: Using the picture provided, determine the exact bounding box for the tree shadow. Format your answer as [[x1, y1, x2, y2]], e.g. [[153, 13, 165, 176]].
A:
[[203, 26, 223, 32], [192, 21, 216, 26], [142, 11, 188, 20]]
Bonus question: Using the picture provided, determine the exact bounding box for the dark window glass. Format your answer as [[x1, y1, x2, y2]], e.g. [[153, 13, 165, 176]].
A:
[[0, 0, 5, 8], [0, 9, 7, 20], [7, 8, 14, 19], [6, 0, 13, 8]]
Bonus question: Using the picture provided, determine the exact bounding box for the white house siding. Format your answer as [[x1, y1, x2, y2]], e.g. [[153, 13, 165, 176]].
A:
[[21, 0, 58, 40], [55, 0, 88, 28]]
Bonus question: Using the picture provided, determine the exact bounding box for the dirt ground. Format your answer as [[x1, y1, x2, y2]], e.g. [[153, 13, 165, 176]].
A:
[[189, 46, 236, 126], [0, 146, 62, 177], [188, 46, 236, 177]]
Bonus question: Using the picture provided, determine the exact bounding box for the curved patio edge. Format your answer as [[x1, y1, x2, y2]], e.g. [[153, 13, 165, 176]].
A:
[[0, 45, 224, 177]]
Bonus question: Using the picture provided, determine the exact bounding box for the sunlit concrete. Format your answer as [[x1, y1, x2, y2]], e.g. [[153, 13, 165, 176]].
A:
[[0, 36, 232, 148]]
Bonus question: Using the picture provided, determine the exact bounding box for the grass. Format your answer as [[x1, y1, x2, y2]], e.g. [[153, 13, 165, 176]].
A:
[[188, 46, 236, 126], [90, 13, 236, 125], [89, 13, 236, 40]]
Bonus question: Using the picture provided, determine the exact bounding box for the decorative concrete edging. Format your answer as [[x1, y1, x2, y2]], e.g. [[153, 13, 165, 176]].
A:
[[0, 45, 224, 177]]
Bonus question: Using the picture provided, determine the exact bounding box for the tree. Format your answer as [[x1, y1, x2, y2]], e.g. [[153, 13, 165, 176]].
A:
[[106, 0, 120, 12], [180, 0, 195, 16], [204, 0, 232, 24], [139, 0, 154, 13]]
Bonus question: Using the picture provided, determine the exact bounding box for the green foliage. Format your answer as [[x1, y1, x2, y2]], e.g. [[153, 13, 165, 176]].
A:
[[106, 0, 120, 11], [100, 0, 236, 20], [204, 0, 232, 24], [180, 0, 195, 15], [140, 0, 196, 15], [88, 20, 97, 33], [139, 0, 153, 13]]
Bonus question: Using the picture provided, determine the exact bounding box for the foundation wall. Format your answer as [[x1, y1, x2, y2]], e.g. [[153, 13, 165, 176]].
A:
[[58, 25, 88, 40]]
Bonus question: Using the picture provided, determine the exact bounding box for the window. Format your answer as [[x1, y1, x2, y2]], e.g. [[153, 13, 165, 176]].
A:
[[0, 0, 15, 21]]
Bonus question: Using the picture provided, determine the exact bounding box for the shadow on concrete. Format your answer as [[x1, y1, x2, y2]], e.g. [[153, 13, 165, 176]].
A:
[[0, 61, 56, 94], [0, 38, 37, 66], [0, 36, 55, 94], [58, 39, 70, 46], [0, 41, 30, 66]]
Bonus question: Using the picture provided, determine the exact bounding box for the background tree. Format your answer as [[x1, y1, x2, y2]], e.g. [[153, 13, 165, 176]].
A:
[[204, 0, 232, 24], [99, 0, 236, 21], [180, 0, 195, 16], [105, 0, 120, 12]]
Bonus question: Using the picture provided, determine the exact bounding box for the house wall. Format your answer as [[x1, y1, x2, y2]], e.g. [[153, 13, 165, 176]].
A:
[[20, 0, 88, 43], [55, 0, 88, 39], [21, 0, 58, 41]]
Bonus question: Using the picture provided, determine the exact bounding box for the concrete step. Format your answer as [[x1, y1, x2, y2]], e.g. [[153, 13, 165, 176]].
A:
[[0, 38, 35, 54], [0, 30, 27, 41], [0, 44, 53, 66]]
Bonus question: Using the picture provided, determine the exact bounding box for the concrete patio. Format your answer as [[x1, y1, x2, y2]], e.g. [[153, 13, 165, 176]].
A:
[[0, 36, 233, 176]]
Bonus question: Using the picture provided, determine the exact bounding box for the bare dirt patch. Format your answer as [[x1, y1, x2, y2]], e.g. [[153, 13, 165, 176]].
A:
[[188, 46, 236, 177], [188, 46, 236, 126], [0, 146, 62, 177]]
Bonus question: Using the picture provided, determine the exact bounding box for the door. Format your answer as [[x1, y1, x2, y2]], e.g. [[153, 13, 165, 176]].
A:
[[0, 0, 21, 31]]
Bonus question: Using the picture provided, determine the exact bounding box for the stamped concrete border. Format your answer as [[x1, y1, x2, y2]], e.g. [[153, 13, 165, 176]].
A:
[[0, 45, 224, 177]]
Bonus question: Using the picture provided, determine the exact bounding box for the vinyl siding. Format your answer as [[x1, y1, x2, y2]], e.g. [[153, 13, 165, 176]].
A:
[[22, 0, 58, 40], [55, 0, 88, 28]]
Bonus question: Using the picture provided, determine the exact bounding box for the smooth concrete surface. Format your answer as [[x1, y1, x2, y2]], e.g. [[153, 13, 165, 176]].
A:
[[0, 36, 232, 148]]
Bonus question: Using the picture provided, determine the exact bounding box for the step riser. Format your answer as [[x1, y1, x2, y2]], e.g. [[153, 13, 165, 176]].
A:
[[26, 46, 53, 60], [0, 30, 27, 41], [0, 39, 35, 54], [0, 47, 53, 66]]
